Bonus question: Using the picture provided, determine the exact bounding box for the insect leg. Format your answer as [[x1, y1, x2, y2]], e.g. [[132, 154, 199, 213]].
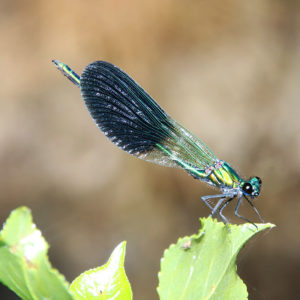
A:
[[244, 195, 265, 223], [234, 196, 258, 229], [201, 194, 236, 226], [201, 194, 226, 212], [210, 197, 227, 218], [219, 197, 235, 225]]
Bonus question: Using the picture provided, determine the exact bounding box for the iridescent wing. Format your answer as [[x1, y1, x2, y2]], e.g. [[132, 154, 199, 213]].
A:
[[80, 61, 218, 171]]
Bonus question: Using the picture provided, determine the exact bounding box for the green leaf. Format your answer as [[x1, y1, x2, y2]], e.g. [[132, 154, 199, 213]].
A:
[[0, 206, 73, 300], [157, 217, 274, 300], [70, 241, 132, 300]]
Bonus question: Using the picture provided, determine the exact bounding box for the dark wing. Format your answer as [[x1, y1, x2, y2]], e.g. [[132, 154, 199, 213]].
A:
[[80, 61, 172, 155], [80, 61, 217, 169]]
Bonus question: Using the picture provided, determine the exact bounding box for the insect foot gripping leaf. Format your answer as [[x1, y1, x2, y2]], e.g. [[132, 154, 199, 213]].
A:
[[70, 242, 132, 300], [157, 217, 274, 300], [0, 206, 73, 300]]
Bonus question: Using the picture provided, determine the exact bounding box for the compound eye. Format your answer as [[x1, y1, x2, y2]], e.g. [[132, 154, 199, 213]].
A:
[[243, 183, 253, 195], [255, 176, 262, 184]]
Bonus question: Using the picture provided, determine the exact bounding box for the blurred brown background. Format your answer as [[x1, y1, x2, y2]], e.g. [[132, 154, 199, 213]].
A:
[[0, 0, 300, 299]]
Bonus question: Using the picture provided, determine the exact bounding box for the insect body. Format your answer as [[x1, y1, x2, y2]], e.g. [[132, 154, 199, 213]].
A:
[[53, 59, 264, 226]]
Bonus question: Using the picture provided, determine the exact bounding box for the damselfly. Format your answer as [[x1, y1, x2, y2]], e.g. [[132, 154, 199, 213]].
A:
[[53, 60, 264, 227]]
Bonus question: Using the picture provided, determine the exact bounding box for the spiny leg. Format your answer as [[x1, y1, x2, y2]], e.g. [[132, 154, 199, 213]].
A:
[[201, 194, 226, 213], [244, 195, 265, 223], [234, 196, 258, 229], [201, 194, 233, 226], [219, 197, 235, 225], [210, 197, 227, 218]]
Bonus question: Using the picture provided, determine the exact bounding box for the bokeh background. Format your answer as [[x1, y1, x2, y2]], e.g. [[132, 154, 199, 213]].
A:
[[1, 0, 300, 299]]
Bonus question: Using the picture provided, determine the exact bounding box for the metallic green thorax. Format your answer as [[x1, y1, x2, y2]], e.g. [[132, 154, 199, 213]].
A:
[[156, 143, 242, 189], [205, 161, 241, 188]]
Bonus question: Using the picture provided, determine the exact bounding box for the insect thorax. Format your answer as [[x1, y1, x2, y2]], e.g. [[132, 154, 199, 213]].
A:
[[187, 161, 241, 189]]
